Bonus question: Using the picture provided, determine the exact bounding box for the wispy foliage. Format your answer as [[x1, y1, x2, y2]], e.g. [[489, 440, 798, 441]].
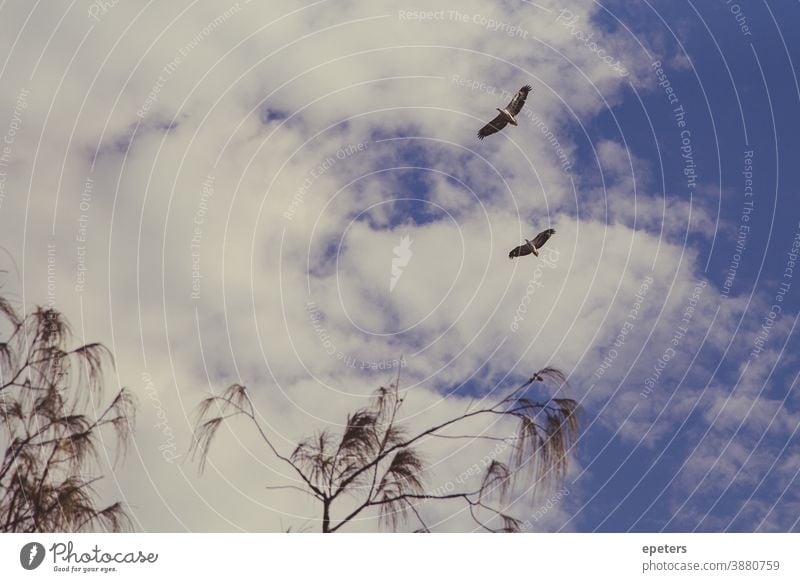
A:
[[192, 367, 579, 532], [0, 299, 135, 532]]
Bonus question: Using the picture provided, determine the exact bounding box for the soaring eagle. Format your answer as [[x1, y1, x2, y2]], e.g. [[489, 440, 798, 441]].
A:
[[508, 228, 555, 259], [477, 85, 532, 140]]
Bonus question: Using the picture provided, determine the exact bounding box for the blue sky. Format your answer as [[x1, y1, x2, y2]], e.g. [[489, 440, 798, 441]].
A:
[[1, 0, 799, 532], [335, 0, 800, 531], [561, 0, 800, 532]]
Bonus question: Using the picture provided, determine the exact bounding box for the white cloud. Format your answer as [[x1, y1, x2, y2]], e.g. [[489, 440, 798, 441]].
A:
[[0, 0, 794, 533]]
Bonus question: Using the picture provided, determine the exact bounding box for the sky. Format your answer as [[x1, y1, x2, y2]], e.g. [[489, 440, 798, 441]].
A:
[[0, 0, 799, 532]]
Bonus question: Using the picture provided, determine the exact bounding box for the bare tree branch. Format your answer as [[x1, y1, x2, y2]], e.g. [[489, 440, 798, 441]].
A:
[[0, 298, 135, 532], [191, 367, 579, 532]]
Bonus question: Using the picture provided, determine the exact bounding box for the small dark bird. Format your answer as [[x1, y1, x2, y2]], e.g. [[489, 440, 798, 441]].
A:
[[477, 85, 532, 140], [508, 228, 555, 259]]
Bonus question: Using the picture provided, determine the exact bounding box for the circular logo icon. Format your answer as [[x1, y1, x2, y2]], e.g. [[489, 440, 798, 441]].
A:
[[19, 542, 46, 570]]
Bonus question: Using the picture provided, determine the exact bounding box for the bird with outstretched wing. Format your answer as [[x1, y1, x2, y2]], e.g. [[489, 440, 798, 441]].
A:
[[508, 228, 555, 259], [477, 85, 532, 140]]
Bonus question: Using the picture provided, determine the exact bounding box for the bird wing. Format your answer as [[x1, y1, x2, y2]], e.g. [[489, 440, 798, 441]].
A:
[[506, 85, 532, 116], [477, 112, 508, 140], [531, 228, 556, 249], [508, 244, 532, 259]]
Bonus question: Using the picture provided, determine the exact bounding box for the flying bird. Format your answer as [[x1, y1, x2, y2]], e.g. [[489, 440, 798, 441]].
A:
[[508, 228, 555, 259], [477, 85, 532, 140]]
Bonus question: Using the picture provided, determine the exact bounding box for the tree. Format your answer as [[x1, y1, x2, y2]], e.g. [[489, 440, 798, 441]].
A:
[[191, 367, 578, 532], [0, 296, 135, 532]]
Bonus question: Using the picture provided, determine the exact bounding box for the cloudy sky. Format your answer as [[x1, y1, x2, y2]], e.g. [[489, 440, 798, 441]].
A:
[[1, 0, 799, 532]]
